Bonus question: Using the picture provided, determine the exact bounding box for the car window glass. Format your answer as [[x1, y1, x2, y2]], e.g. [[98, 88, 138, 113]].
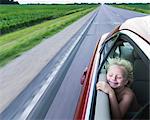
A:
[[99, 34, 119, 67], [98, 35, 137, 78], [96, 33, 149, 120], [99, 33, 149, 107], [103, 36, 117, 57]]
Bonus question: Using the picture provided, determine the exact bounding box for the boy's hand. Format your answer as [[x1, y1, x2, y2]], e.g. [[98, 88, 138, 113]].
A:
[[96, 81, 114, 96]]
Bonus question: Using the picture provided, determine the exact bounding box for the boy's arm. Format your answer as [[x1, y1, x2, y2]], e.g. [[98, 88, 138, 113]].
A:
[[109, 91, 122, 118], [96, 81, 122, 118], [96, 82, 133, 118]]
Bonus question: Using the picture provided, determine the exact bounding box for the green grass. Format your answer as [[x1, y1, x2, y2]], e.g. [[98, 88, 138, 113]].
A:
[[0, 4, 97, 34], [112, 3, 150, 14], [0, 7, 97, 67]]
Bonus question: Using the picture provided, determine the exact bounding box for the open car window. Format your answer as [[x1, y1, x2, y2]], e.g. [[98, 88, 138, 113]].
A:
[[94, 33, 149, 120], [99, 34, 120, 66]]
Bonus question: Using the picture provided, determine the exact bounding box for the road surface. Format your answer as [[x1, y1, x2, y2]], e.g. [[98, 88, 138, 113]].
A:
[[45, 5, 146, 120], [0, 9, 96, 113], [0, 5, 146, 120]]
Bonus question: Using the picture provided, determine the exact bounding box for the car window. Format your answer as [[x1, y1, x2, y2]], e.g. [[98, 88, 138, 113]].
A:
[[102, 34, 119, 58], [95, 33, 149, 119], [113, 41, 134, 63], [98, 34, 120, 71], [100, 33, 148, 78]]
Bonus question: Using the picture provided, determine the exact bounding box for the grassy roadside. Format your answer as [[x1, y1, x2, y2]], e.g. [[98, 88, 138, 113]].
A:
[[0, 4, 96, 34], [112, 4, 150, 14], [0, 7, 97, 67]]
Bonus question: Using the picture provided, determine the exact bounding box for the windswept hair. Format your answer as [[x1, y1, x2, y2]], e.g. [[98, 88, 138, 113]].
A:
[[106, 58, 133, 86]]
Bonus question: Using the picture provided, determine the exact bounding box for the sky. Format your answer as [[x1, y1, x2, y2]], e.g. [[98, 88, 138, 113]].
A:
[[17, 0, 150, 4]]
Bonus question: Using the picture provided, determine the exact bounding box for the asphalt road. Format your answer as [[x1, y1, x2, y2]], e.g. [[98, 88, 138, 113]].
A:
[[0, 5, 146, 120], [0, 9, 96, 115], [45, 5, 146, 120]]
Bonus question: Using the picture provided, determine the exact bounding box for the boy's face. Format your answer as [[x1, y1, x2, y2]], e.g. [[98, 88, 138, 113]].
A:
[[107, 65, 128, 89]]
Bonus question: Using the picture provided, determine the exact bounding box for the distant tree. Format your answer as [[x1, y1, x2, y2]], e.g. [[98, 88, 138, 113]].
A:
[[0, 0, 9, 4], [0, 0, 19, 4]]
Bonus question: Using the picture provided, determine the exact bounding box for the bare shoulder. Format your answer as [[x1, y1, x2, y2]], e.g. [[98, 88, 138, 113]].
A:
[[124, 88, 141, 111], [123, 87, 135, 100]]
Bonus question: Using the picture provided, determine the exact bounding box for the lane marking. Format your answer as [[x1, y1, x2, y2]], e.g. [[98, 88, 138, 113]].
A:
[[19, 11, 97, 120]]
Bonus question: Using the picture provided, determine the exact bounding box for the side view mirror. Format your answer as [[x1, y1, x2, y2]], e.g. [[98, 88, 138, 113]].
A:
[[80, 67, 88, 85]]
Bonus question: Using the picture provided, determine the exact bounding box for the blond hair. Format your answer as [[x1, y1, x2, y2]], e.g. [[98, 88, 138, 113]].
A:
[[106, 58, 133, 86]]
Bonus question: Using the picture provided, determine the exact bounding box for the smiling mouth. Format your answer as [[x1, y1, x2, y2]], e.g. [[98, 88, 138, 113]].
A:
[[108, 80, 118, 85]]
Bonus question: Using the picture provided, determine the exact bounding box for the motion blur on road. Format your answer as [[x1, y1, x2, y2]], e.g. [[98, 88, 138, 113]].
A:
[[0, 4, 147, 120], [45, 5, 146, 119]]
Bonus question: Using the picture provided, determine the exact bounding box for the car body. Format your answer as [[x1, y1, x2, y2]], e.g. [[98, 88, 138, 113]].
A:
[[74, 15, 150, 120]]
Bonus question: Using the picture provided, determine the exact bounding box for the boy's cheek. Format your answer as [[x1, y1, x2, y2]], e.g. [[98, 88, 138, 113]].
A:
[[106, 76, 109, 80]]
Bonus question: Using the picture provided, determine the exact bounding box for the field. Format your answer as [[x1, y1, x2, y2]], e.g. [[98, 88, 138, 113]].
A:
[[0, 4, 97, 34], [112, 3, 150, 14], [0, 4, 98, 67]]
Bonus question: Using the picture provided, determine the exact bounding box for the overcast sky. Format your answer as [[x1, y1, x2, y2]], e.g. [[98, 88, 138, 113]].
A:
[[17, 0, 150, 4]]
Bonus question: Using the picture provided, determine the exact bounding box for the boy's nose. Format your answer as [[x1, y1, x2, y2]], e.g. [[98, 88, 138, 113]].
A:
[[112, 75, 117, 80]]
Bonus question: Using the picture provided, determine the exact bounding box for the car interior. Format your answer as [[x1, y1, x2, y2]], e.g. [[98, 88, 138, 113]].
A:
[[94, 33, 149, 120]]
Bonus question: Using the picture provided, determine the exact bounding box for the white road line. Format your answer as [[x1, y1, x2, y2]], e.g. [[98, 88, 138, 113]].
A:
[[19, 12, 97, 120]]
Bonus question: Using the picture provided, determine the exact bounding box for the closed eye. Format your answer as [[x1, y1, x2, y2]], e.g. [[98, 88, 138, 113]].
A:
[[116, 76, 123, 79], [108, 74, 113, 77]]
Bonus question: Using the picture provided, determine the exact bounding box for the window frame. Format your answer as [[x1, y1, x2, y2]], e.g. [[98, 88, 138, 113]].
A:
[[94, 30, 149, 119]]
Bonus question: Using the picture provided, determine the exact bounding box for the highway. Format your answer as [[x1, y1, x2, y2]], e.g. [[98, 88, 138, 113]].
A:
[[0, 5, 146, 120], [45, 5, 145, 120]]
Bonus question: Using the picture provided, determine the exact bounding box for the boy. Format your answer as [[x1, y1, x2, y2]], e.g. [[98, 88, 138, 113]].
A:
[[96, 58, 140, 119]]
